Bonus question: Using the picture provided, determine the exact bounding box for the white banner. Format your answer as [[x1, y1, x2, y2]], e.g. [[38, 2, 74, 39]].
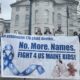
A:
[[1, 34, 80, 79]]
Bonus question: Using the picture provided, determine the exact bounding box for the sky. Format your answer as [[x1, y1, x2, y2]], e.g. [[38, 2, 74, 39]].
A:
[[0, 0, 80, 20], [0, 0, 16, 20]]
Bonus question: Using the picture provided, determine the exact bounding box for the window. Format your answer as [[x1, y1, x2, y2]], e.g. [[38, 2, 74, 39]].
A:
[[24, 30, 28, 34], [57, 6, 61, 10], [52, 12, 54, 24], [25, 15, 29, 27], [26, 5, 30, 11], [6, 29, 9, 33], [68, 29, 73, 36], [57, 13, 62, 26], [35, 10, 49, 24], [35, 0, 39, 6], [42, 0, 49, 6], [53, 29, 55, 35], [35, 0, 49, 6], [16, 6, 20, 11], [43, 10, 49, 24], [78, 28, 80, 31], [15, 15, 19, 25], [44, 0, 49, 6], [45, 10, 49, 24], [70, 23, 73, 27], [5, 23, 10, 27], [35, 10, 39, 24], [56, 13, 63, 34]]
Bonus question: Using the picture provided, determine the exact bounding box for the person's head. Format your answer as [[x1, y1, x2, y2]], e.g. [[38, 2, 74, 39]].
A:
[[73, 31, 78, 36], [37, 28, 41, 32]]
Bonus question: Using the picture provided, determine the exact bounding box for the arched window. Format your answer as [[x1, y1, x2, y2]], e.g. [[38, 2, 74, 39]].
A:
[[42, 10, 49, 24], [35, 10, 49, 24], [26, 5, 30, 11], [52, 12, 54, 24], [16, 6, 20, 11], [25, 15, 29, 27], [35, 0, 39, 6], [6, 29, 9, 33], [57, 13, 62, 26], [35, 10, 39, 24], [44, 10, 49, 24], [15, 15, 19, 25]]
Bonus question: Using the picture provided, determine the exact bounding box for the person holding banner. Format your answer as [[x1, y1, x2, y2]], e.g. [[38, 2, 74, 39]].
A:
[[35, 28, 42, 35], [44, 28, 52, 35]]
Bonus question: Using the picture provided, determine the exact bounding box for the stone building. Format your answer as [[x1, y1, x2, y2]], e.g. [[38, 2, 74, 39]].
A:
[[10, 0, 79, 36], [0, 18, 10, 35], [10, 0, 30, 34]]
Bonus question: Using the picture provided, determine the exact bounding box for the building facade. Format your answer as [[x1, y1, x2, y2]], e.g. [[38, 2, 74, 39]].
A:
[[10, 0, 30, 34], [10, 0, 79, 36], [0, 18, 10, 35]]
